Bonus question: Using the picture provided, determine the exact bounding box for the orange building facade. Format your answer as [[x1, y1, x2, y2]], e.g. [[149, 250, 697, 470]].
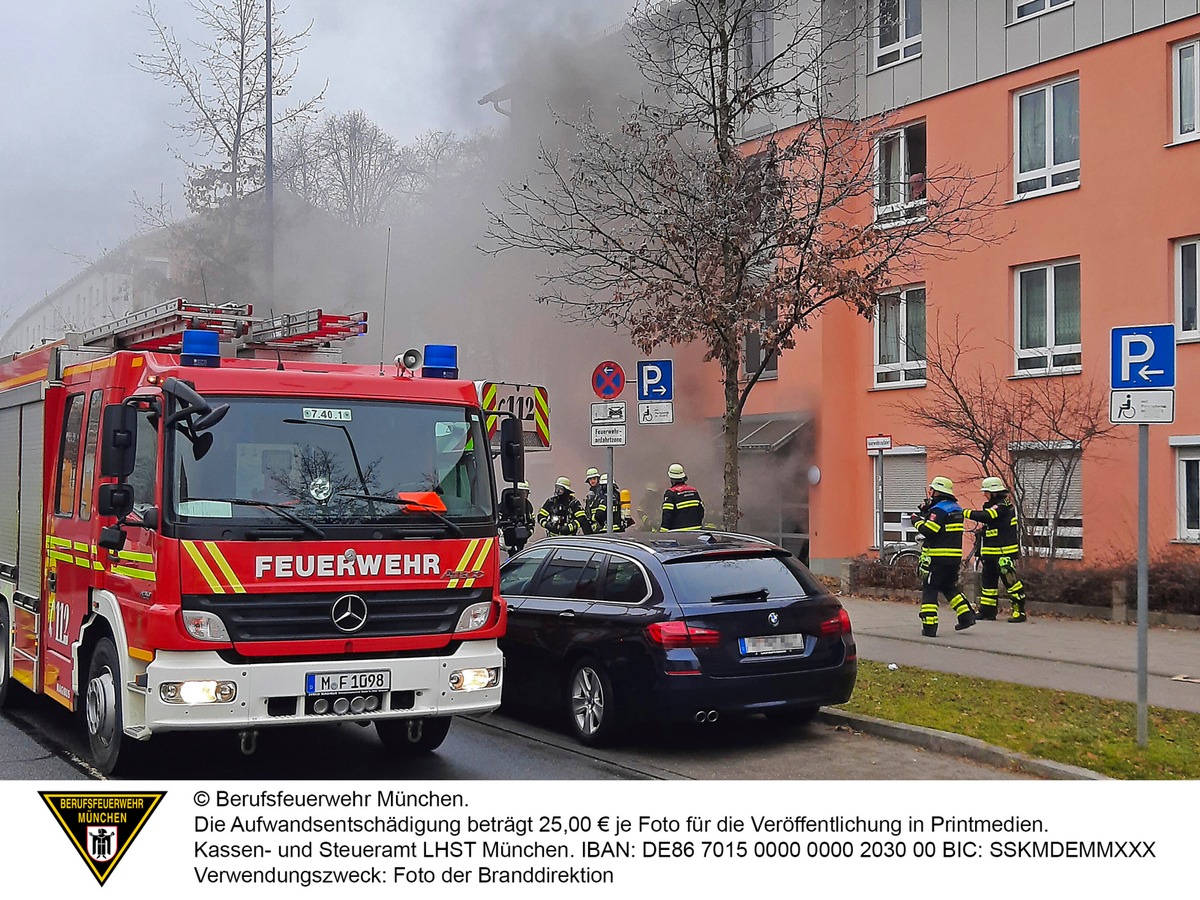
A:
[[689, 4, 1200, 578]]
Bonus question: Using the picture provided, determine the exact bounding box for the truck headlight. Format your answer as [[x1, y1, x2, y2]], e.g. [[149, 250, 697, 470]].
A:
[[160, 680, 237, 704], [448, 668, 500, 691], [182, 612, 230, 642]]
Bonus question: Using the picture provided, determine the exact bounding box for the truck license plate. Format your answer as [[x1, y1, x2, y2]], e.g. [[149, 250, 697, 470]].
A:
[[306, 670, 391, 695]]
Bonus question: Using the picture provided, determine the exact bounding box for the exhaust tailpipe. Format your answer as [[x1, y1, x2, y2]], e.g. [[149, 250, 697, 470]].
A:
[[706, 710, 719, 723], [694, 710, 719, 724]]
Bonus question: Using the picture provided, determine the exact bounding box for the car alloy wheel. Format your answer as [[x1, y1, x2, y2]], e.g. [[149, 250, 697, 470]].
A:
[[567, 659, 621, 747]]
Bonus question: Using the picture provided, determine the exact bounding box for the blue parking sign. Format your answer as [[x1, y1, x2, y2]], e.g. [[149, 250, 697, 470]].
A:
[[1111, 325, 1175, 390], [637, 360, 673, 401]]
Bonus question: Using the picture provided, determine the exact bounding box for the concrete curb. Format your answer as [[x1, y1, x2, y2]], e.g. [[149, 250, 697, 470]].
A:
[[817, 710, 1108, 781]]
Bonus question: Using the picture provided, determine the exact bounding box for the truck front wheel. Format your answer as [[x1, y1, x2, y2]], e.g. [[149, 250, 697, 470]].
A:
[[374, 716, 452, 754], [85, 637, 134, 775]]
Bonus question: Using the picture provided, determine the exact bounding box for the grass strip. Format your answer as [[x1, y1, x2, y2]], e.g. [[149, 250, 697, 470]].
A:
[[842, 660, 1200, 780]]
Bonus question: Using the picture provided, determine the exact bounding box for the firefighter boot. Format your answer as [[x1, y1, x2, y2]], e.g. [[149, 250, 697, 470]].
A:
[[922, 622, 938, 637], [978, 604, 998, 621], [954, 608, 977, 631], [1008, 600, 1027, 623]]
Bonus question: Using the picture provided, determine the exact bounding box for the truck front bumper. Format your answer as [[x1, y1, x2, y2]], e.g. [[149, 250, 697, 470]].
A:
[[139, 641, 503, 734]]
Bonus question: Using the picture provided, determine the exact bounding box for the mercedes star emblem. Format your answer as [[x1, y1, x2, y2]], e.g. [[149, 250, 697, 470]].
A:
[[331, 593, 368, 633]]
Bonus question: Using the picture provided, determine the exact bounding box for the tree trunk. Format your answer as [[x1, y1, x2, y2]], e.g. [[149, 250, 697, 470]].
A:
[[722, 355, 741, 530]]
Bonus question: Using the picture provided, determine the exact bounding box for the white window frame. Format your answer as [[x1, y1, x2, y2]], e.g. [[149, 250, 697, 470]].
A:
[[874, 121, 927, 225], [1176, 444, 1200, 542], [1011, 444, 1083, 560], [1175, 38, 1200, 143], [1014, 258, 1082, 375], [874, 285, 926, 387], [1014, 76, 1080, 199], [1013, 0, 1072, 22], [1178, 237, 1200, 341], [875, 0, 921, 70]]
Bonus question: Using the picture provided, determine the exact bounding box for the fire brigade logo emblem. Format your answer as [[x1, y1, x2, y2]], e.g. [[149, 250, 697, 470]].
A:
[[40, 791, 165, 886], [332, 593, 369, 633], [309, 476, 333, 502]]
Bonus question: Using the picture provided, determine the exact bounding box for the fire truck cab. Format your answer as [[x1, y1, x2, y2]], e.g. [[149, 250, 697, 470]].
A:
[[0, 300, 525, 774]]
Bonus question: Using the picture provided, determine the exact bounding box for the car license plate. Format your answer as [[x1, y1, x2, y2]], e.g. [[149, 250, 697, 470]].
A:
[[739, 633, 805, 655], [306, 670, 391, 695]]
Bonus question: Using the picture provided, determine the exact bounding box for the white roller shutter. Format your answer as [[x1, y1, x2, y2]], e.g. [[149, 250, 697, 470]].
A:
[[19, 404, 45, 598], [883, 453, 927, 510], [0, 407, 20, 567]]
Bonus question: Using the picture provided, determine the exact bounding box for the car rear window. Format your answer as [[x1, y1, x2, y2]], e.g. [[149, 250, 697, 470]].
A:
[[663, 553, 817, 602]]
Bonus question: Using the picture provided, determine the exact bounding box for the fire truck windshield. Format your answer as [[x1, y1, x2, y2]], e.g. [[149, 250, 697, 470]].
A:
[[167, 396, 496, 530]]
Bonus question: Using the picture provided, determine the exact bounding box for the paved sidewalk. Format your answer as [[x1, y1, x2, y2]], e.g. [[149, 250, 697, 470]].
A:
[[840, 595, 1200, 713]]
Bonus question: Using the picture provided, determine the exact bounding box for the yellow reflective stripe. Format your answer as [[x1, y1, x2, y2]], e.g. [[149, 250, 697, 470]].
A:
[[448, 539, 480, 589], [112, 565, 156, 582], [48, 536, 72, 549], [73, 541, 89, 553], [463, 538, 493, 589], [925, 549, 963, 557], [944, 523, 965, 532], [74, 556, 91, 567], [116, 550, 154, 563], [662, 503, 676, 510], [48, 550, 73, 564], [204, 542, 246, 594], [675, 500, 701, 509], [183, 540, 225, 594], [920, 521, 941, 532]]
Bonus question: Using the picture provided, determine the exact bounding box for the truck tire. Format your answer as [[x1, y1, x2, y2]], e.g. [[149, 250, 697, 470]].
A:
[[84, 637, 135, 775], [0, 602, 11, 709], [374, 716, 453, 754]]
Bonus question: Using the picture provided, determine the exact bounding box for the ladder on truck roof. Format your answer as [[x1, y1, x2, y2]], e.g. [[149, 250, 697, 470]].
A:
[[77, 298, 368, 352]]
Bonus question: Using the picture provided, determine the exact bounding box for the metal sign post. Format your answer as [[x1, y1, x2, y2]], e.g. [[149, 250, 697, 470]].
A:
[[1110, 324, 1175, 747]]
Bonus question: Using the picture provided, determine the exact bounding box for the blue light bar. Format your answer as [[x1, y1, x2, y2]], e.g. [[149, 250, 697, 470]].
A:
[[181, 329, 221, 368], [421, 343, 458, 379]]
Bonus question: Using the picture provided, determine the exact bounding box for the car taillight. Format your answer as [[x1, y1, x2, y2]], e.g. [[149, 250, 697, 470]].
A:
[[646, 621, 722, 649], [819, 608, 852, 636]]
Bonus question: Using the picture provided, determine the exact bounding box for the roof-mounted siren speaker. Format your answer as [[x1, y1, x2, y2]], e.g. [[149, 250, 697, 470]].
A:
[[398, 348, 423, 371]]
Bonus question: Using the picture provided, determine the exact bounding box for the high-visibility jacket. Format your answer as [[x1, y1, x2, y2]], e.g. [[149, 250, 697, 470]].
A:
[[537, 494, 588, 536], [914, 498, 965, 559], [963, 497, 1020, 557], [661, 483, 704, 531], [586, 483, 626, 533]]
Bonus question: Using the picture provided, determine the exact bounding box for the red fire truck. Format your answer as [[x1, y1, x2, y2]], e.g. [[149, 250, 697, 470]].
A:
[[0, 299, 525, 774]]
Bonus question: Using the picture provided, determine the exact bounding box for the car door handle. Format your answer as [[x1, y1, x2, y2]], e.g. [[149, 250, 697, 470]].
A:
[[558, 611, 576, 618]]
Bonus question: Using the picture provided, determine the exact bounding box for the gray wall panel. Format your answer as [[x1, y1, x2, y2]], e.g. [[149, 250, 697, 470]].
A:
[[948, 0, 980, 89], [1077, 0, 1107, 46], [923, 0, 951, 96], [1040, 5, 1078, 60], [892, 56, 924, 104], [1104, 0, 1136, 38], [866, 64, 896, 116], [1165, 0, 1200, 23], [978, 0, 1010, 80], [1007, 19, 1042, 69], [1133, 0, 1167, 30]]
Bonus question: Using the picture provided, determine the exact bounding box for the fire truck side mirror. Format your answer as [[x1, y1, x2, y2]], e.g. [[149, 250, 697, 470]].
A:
[[100, 404, 138, 479], [98, 483, 135, 520], [499, 417, 525, 484]]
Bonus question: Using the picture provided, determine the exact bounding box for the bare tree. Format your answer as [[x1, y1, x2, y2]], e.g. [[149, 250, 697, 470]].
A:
[[135, 0, 323, 301], [899, 319, 1122, 566], [484, 0, 1004, 528]]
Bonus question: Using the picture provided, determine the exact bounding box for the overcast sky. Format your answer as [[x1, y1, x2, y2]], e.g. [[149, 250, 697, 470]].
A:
[[0, 0, 632, 319]]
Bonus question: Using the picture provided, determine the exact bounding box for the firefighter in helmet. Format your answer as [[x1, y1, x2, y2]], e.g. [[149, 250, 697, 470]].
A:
[[661, 463, 704, 531], [537, 477, 588, 536], [913, 476, 976, 637], [582, 467, 603, 534], [964, 476, 1027, 622], [589, 473, 629, 533]]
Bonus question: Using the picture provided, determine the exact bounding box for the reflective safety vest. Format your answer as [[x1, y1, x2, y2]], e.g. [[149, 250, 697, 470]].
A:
[[963, 497, 1020, 557], [915, 498, 965, 559]]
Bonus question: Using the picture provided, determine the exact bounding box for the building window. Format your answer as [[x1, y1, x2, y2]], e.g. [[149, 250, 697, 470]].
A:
[[880, 450, 927, 545], [1178, 446, 1200, 542], [875, 286, 926, 385], [1015, 76, 1079, 197], [1177, 38, 1200, 141], [876, 0, 921, 68], [1014, 0, 1072, 21], [1014, 446, 1082, 559], [1179, 238, 1199, 339], [1015, 259, 1081, 373], [744, 303, 779, 380], [740, 1, 774, 83], [875, 121, 927, 224]]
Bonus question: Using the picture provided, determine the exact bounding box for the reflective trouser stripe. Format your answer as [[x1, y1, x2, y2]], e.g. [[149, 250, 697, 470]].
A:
[[920, 603, 939, 625], [950, 594, 970, 616]]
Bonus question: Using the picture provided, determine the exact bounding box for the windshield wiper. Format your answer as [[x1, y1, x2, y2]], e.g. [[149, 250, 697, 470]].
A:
[[336, 493, 464, 537], [186, 497, 326, 539]]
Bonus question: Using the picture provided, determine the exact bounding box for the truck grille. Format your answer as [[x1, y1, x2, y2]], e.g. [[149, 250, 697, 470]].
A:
[[183, 588, 489, 643]]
